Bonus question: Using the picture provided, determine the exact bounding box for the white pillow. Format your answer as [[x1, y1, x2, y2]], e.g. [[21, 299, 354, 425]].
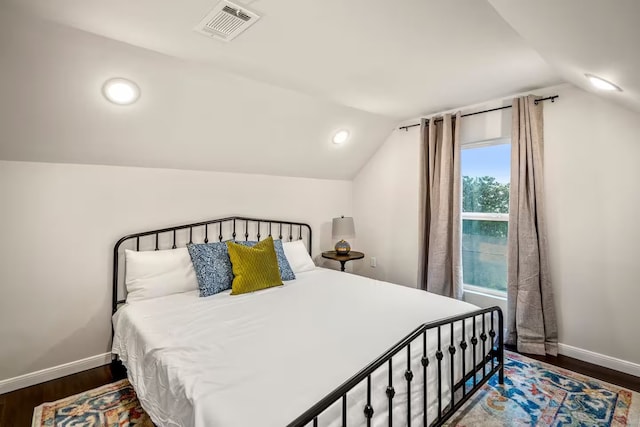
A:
[[282, 240, 316, 274], [125, 247, 198, 303]]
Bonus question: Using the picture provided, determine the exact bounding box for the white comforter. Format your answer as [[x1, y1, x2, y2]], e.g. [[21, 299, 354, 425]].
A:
[[112, 268, 486, 427]]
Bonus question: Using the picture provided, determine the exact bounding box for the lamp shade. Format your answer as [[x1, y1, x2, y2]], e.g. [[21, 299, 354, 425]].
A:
[[332, 216, 355, 239]]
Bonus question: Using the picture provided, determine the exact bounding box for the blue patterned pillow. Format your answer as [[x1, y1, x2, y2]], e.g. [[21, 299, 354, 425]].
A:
[[187, 242, 233, 297], [237, 239, 296, 281]]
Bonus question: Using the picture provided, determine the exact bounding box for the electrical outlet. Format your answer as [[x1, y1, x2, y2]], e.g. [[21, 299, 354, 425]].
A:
[[370, 257, 377, 268]]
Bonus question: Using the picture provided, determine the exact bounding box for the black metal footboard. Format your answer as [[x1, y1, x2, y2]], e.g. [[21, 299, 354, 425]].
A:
[[287, 306, 504, 427]]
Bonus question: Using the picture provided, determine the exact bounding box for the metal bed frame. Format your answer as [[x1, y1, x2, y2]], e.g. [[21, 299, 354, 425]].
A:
[[287, 307, 504, 427], [112, 216, 504, 427], [112, 216, 312, 313]]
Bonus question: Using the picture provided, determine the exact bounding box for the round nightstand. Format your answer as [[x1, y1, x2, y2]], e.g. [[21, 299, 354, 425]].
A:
[[321, 251, 365, 272]]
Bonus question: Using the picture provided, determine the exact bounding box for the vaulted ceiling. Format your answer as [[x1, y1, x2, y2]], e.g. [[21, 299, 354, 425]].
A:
[[0, 0, 637, 178], [489, 0, 640, 113], [1, 0, 561, 118]]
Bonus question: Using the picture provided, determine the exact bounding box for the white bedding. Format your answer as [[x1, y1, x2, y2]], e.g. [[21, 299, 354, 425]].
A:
[[112, 268, 489, 427]]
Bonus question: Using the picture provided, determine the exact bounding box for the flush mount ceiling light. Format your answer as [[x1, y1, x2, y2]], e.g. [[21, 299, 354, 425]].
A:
[[332, 130, 350, 144], [585, 74, 622, 92], [102, 78, 141, 105]]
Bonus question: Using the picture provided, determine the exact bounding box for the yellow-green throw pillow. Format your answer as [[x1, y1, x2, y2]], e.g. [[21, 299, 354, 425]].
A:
[[227, 236, 283, 295]]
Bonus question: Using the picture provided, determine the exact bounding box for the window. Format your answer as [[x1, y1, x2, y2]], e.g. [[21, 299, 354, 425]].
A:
[[461, 139, 510, 295]]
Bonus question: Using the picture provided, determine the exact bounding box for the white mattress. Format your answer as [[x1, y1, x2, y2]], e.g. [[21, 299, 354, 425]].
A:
[[112, 268, 488, 427]]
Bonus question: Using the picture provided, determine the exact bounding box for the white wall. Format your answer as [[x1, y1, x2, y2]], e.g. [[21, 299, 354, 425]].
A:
[[352, 84, 640, 369], [0, 161, 351, 385], [352, 127, 420, 287], [2, 84, 639, 389], [544, 85, 640, 368]]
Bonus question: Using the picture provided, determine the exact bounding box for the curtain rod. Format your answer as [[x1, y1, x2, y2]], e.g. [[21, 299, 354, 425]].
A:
[[398, 95, 559, 131]]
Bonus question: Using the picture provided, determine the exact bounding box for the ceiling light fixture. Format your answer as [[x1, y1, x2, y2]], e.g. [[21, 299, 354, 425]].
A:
[[102, 78, 141, 105], [585, 74, 622, 92], [332, 130, 350, 144]]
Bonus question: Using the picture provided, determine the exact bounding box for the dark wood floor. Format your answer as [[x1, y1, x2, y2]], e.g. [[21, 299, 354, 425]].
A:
[[0, 363, 127, 427], [505, 345, 640, 393], [2, 353, 639, 427]]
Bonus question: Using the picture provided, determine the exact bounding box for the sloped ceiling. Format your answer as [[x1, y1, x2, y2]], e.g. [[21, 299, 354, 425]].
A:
[[0, 1, 566, 178], [0, 7, 395, 179], [489, 0, 640, 113], [2, 0, 560, 118]]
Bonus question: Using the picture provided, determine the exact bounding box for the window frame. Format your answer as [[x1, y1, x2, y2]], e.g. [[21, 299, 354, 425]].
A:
[[461, 212, 509, 222], [460, 138, 510, 297], [463, 284, 509, 299]]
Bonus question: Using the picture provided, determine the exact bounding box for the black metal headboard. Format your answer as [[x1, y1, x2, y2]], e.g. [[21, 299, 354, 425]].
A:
[[112, 216, 312, 314]]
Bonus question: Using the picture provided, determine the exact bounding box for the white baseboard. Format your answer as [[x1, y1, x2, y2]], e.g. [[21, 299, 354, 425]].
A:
[[0, 353, 112, 395], [558, 343, 640, 378]]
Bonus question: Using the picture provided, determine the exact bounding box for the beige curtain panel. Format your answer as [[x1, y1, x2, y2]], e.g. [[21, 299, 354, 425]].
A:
[[507, 95, 558, 356], [418, 113, 463, 299]]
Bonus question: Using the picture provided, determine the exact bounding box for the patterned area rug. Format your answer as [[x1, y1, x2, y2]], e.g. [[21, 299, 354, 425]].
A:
[[32, 353, 639, 426], [445, 351, 640, 426], [32, 379, 152, 427]]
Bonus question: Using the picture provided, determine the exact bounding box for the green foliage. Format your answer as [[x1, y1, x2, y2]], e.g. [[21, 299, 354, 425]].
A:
[[462, 176, 509, 214], [462, 176, 510, 239], [462, 176, 510, 291]]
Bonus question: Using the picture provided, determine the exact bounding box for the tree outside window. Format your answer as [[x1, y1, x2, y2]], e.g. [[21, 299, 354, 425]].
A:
[[461, 142, 510, 294]]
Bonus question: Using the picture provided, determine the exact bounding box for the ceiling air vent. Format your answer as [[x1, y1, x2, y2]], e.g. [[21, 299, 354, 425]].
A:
[[194, 0, 261, 41]]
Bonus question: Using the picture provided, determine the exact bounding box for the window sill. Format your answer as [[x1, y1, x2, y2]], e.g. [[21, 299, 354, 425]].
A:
[[463, 284, 507, 300]]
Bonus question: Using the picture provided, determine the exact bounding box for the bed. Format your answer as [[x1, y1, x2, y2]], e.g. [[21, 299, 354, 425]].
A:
[[111, 216, 504, 427]]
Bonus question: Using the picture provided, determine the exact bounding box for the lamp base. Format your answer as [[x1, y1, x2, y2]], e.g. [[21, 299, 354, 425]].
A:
[[335, 240, 351, 255]]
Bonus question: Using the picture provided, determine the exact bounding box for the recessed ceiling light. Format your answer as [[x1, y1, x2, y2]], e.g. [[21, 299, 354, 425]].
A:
[[102, 78, 141, 105], [585, 74, 622, 92], [332, 130, 350, 144]]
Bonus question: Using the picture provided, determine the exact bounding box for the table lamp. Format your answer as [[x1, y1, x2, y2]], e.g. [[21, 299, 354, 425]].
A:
[[332, 216, 355, 255]]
